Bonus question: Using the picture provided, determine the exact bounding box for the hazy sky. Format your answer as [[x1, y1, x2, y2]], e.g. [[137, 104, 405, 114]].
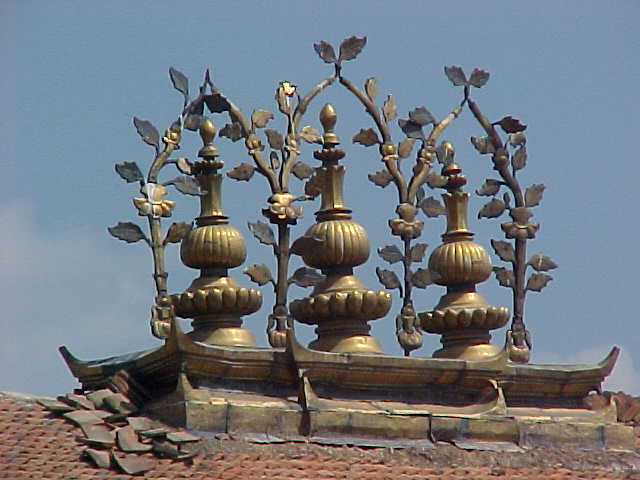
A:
[[2, 1, 639, 396]]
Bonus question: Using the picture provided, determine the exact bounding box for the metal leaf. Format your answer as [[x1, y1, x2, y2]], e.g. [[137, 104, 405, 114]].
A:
[[368, 169, 393, 188], [527, 253, 558, 272], [503, 191, 511, 208], [227, 163, 255, 182], [115, 162, 144, 183], [512, 146, 527, 171], [313, 41, 337, 64], [248, 220, 276, 246], [169, 67, 188, 101], [496, 116, 527, 134], [299, 125, 323, 144], [468, 68, 490, 88], [174, 157, 192, 175], [289, 267, 325, 288], [164, 222, 192, 245], [508, 132, 527, 147], [304, 172, 323, 198], [409, 106, 436, 126], [478, 198, 506, 219], [265, 129, 284, 150], [526, 273, 553, 292], [183, 114, 202, 131], [338, 36, 366, 62], [476, 179, 502, 196], [108, 222, 147, 244], [494, 267, 515, 289], [410, 243, 428, 263], [378, 245, 403, 264], [166, 176, 205, 196], [244, 264, 273, 286], [133, 117, 160, 151], [376, 267, 401, 291], [525, 184, 545, 207], [397, 138, 415, 159], [419, 197, 447, 217], [426, 173, 448, 189], [353, 128, 380, 147], [444, 65, 468, 86], [416, 185, 426, 203], [382, 95, 397, 123], [398, 119, 423, 140], [251, 109, 274, 129], [491, 239, 515, 263], [219, 122, 243, 142], [412, 268, 432, 288], [292, 161, 314, 180], [204, 93, 230, 113], [471, 136, 496, 155], [365, 77, 377, 101], [270, 151, 280, 170]]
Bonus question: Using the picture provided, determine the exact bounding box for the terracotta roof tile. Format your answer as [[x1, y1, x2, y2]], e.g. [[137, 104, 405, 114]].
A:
[[2, 392, 640, 479]]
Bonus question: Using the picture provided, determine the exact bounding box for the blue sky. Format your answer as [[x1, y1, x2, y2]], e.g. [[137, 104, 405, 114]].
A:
[[2, 1, 639, 396]]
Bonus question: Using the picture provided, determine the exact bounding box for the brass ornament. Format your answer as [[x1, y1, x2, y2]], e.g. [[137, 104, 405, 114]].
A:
[[81, 39, 628, 448], [290, 104, 391, 353], [170, 118, 261, 346], [419, 163, 509, 360]]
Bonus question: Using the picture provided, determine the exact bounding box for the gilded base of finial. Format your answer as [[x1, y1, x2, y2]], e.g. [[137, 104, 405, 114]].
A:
[[187, 325, 257, 347], [432, 341, 503, 361], [290, 288, 390, 354], [309, 333, 383, 354], [171, 275, 261, 347], [419, 289, 509, 361], [290, 289, 391, 324], [171, 275, 262, 318]]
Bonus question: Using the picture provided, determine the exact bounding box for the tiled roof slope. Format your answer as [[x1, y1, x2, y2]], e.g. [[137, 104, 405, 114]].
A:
[[2, 392, 640, 480]]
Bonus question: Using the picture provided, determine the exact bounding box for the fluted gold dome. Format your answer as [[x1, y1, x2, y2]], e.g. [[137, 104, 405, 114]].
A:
[[301, 219, 369, 269], [428, 240, 491, 286], [180, 224, 246, 269]]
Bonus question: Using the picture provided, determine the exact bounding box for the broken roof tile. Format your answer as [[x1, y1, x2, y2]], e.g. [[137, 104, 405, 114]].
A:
[[112, 452, 156, 475], [126, 416, 158, 432], [61, 393, 95, 410], [86, 389, 113, 410], [166, 431, 200, 443], [152, 439, 181, 458], [104, 393, 138, 415], [36, 398, 74, 413], [139, 427, 170, 439], [79, 423, 116, 447], [62, 409, 105, 428], [83, 448, 112, 469], [117, 425, 153, 453]]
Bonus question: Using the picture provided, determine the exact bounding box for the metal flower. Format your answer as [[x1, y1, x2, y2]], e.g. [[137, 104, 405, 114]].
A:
[[501, 207, 538, 239], [501, 221, 539, 240], [388, 203, 423, 239], [133, 183, 175, 218], [263, 193, 302, 223]]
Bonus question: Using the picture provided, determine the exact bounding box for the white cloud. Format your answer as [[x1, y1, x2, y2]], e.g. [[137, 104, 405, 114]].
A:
[[535, 345, 640, 395]]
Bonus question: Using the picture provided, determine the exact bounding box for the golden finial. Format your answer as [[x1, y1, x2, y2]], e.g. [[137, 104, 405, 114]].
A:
[[319, 103, 339, 147], [419, 159, 509, 360], [290, 102, 391, 354], [198, 117, 220, 159]]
